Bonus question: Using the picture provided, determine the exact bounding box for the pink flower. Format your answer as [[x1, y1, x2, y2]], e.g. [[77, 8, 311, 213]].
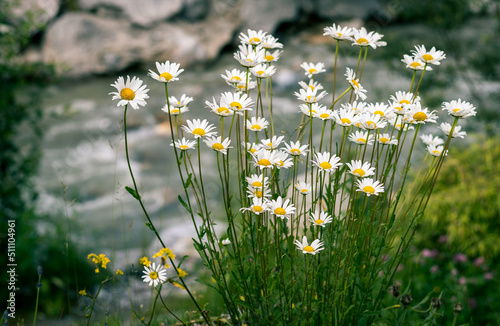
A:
[[430, 265, 439, 273], [438, 235, 448, 243], [459, 277, 467, 285], [484, 272, 493, 281], [422, 249, 438, 258], [454, 253, 467, 263], [474, 256, 485, 267]]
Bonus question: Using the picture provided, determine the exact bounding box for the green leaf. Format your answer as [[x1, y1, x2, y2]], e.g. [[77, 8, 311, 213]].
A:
[[195, 278, 221, 293], [178, 255, 189, 268], [144, 222, 154, 231], [125, 186, 141, 200], [184, 173, 192, 189], [178, 195, 191, 213]]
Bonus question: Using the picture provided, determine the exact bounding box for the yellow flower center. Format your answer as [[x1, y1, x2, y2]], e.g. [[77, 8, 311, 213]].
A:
[[192, 128, 206, 136], [395, 106, 403, 112], [351, 79, 360, 89], [357, 37, 369, 44], [250, 148, 258, 153], [410, 62, 422, 68], [274, 207, 286, 215], [258, 159, 271, 166], [374, 110, 384, 116], [308, 68, 318, 74], [159, 72, 173, 81], [353, 168, 365, 176], [230, 101, 242, 110], [230, 76, 242, 82], [257, 70, 265, 75], [179, 145, 188, 150], [252, 181, 262, 187], [379, 137, 389, 143], [212, 143, 224, 151], [251, 124, 262, 130], [366, 121, 376, 128], [413, 112, 428, 121], [315, 219, 324, 225], [400, 99, 411, 105], [306, 95, 316, 102], [264, 55, 274, 61], [319, 162, 332, 170], [337, 32, 342, 38], [422, 54, 434, 61], [363, 185, 375, 194], [453, 108, 461, 113], [249, 37, 261, 44], [303, 245, 314, 253], [432, 150, 440, 154], [237, 85, 246, 90], [340, 118, 351, 124], [120, 88, 135, 100], [171, 109, 180, 114], [301, 188, 308, 193], [267, 142, 273, 147], [319, 113, 330, 119], [357, 138, 366, 143], [308, 85, 315, 90], [255, 190, 263, 198], [291, 149, 301, 155], [253, 205, 263, 212], [149, 271, 158, 279], [217, 107, 230, 114]]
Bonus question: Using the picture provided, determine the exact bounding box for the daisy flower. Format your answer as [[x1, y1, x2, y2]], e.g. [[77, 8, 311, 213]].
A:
[[284, 141, 309, 156], [171, 137, 197, 151], [333, 108, 359, 127], [406, 103, 438, 124], [299, 103, 325, 117], [366, 102, 393, 120], [401, 54, 433, 71], [390, 91, 420, 115], [109, 76, 149, 110], [240, 197, 267, 215], [345, 68, 367, 100], [295, 236, 324, 255], [309, 210, 333, 227], [205, 97, 233, 117], [294, 88, 328, 104], [221, 68, 247, 85], [234, 44, 265, 67], [142, 262, 167, 287], [377, 133, 398, 146], [260, 135, 285, 150], [246, 174, 268, 188], [222, 239, 231, 246], [441, 99, 476, 119], [427, 144, 447, 157], [356, 178, 385, 196], [182, 119, 217, 138], [234, 80, 257, 93], [250, 63, 276, 78], [439, 123, 467, 139], [295, 181, 311, 195], [252, 149, 277, 169], [300, 62, 326, 79], [421, 134, 444, 146], [148, 61, 184, 83], [349, 130, 374, 145], [323, 24, 353, 41], [203, 136, 232, 154], [162, 104, 189, 115], [244, 142, 262, 154], [341, 101, 367, 115], [346, 160, 375, 177], [350, 27, 386, 49], [169, 94, 193, 108], [312, 152, 342, 173], [273, 150, 293, 169], [266, 196, 295, 219], [261, 34, 283, 49], [246, 184, 272, 199], [358, 113, 387, 130], [263, 49, 283, 62], [298, 80, 324, 92], [239, 29, 267, 46], [411, 45, 446, 65], [246, 117, 269, 132], [221, 92, 253, 115], [313, 106, 334, 120]]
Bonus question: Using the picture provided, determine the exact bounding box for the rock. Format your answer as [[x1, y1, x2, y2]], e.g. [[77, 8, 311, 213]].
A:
[[240, 0, 299, 33], [78, 0, 184, 28], [182, 0, 210, 21], [314, 0, 382, 20], [42, 12, 237, 77], [7, 0, 60, 34]]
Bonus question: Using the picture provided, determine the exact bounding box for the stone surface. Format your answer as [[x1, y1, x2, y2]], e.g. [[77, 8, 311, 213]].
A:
[[7, 0, 60, 34], [240, 0, 299, 33], [314, 0, 382, 20], [42, 12, 237, 77], [78, 0, 184, 27]]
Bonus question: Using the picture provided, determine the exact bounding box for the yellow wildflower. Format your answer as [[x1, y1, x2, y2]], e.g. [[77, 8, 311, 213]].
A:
[[139, 256, 151, 266], [172, 281, 186, 290], [79, 289, 87, 296], [177, 268, 188, 278], [116, 269, 124, 275]]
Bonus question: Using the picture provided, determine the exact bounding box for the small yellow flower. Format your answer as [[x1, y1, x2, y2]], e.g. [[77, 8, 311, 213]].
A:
[[87, 253, 110, 270], [79, 289, 87, 296], [172, 281, 186, 290], [116, 269, 123, 275], [153, 248, 176, 260], [95, 268, 99, 274], [139, 256, 151, 266], [177, 268, 188, 278]]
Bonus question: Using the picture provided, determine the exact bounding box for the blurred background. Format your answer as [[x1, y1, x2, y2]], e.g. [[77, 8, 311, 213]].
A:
[[1, 0, 499, 324]]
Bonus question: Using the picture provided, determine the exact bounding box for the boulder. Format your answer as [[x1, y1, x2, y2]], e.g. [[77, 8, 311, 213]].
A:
[[7, 0, 60, 34], [42, 12, 237, 77], [78, 0, 184, 28], [239, 0, 299, 33], [314, 0, 382, 21]]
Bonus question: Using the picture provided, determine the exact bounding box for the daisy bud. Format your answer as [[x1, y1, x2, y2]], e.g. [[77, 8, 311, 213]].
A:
[[400, 294, 413, 306], [453, 302, 463, 314]]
